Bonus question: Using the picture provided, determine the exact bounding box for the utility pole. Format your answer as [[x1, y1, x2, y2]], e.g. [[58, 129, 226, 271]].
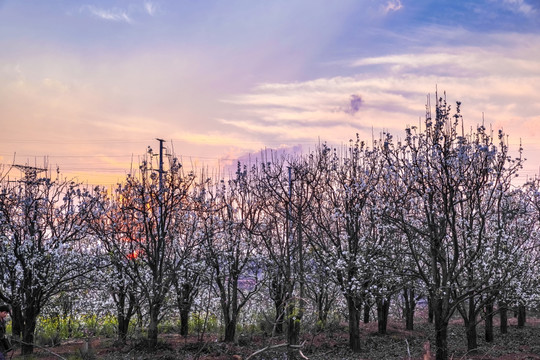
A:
[[13, 165, 47, 200], [287, 166, 292, 272], [156, 139, 165, 237], [156, 139, 165, 195], [13, 164, 47, 184]]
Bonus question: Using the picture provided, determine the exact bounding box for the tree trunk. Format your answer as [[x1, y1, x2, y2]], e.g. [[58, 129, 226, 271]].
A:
[[465, 320, 478, 353], [21, 307, 38, 356], [287, 304, 300, 345], [499, 301, 508, 334], [285, 297, 302, 360], [464, 297, 478, 353], [428, 296, 434, 324], [176, 281, 196, 337], [433, 298, 449, 360], [346, 295, 361, 353], [224, 315, 237, 343], [274, 298, 285, 334], [315, 291, 330, 331], [147, 304, 160, 348], [517, 303, 526, 328], [10, 304, 23, 343], [270, 274, 285, 334], [376, 295, 390, 335], [403, 287, 416, 331], [117, 314, 130, 343], [180, 307, 190, 336], [363, 300, 370, 324], [115, 291, 135, 343], [485, 300, 494, 343]]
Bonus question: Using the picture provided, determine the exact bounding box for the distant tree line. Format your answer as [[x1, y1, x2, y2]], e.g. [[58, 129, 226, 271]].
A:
[[1, 93, 539, 360]]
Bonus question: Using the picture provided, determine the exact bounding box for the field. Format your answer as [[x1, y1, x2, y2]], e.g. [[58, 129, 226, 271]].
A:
[[7, 317, 540, 360]]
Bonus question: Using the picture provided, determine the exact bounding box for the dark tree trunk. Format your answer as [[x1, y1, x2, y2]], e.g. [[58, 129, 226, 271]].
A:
[[224, 315, 237, 343], [287, 303, 300, 345], [465, 320, 478, 353], [21, 306, 38, 356], [220, 276, 241, 343], [117, 314, 130, 343], [180, 308, 190, 336], [464, 297, 478, 353], [115, 291, 136, 343], [428, 295, 434, 324], [363, 300, 370, 324], [274, 298, 285, 334], [376, 295, 390, 335], [485, 300, 494, 343], [285, 289, 303, 360], [147, 303, 160, 348], [433, 297, 449, 360], [269, 274, 285, 334], [403, 287, 416, 331], [10, 304, 23, 342], [315, 291, 331, 331], [517, 303, 526, 328], [346, 295, 361, 353], [499, 301, 508, 334], [177, 282, 196, 337]]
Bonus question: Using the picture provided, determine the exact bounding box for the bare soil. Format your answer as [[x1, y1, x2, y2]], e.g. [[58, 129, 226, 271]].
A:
[[8, 317, 540, 360]]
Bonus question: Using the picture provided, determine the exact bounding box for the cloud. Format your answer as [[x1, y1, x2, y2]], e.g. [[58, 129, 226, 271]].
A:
[[220, 31, 540, 168], [501, 0, 537, 16], [144, 1, 157, 16], [81, 5, 132, 23], [384, 0, 403, 13]]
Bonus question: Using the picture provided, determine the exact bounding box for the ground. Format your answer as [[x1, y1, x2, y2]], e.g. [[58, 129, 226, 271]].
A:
[[7, 317, 540, 359]]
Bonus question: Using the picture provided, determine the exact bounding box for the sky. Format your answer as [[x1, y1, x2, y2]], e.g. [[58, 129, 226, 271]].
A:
[[1, 0, 539, 186]]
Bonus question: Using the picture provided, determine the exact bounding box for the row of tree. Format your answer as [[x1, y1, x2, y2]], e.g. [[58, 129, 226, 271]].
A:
[[1, 94, 539, 360]]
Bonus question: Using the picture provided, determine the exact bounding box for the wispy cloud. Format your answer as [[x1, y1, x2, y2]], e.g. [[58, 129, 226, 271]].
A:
[[221, 33, 540, 157], [384, 0, 403, 14], [81, 5, 132, 23], [144, 2, 157, 16], [501, 0, 537, 16]]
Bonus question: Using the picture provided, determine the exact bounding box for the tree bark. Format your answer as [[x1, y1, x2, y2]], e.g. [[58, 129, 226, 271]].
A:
[[224, 315, 237, 343], [147, 303, 160, 348], [346, 295, 361, 353], [428, 296, 434, 324], [363, 300, 370, 324], [115, 291, 135, 343], [10, 303, 23, 342], [287, 304, 300, 346], [274, 298, 285, 334], [499, 301, 508, 334], [403, 287, 416, 331], [517, 303, 526, 328], [463, 297, 478, 353], [180, 308, 190, 337], [117, 314, 130, 343], [376, 295, 390, 335], [21, 306, 38, 356], [269, 273, 285, 334], [433, 297, 449, 360], [177, 282, 195, 337], [485, 300, 494, 343], [465, 320, 478, 353]]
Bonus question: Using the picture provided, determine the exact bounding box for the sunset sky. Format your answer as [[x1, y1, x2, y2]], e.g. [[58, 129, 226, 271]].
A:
[[1, 0, 539, 186]]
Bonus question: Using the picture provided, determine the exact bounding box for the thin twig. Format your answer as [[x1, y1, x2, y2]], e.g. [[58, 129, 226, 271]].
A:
[[14, 339, 68, 360], [246, 341, 308, 360]]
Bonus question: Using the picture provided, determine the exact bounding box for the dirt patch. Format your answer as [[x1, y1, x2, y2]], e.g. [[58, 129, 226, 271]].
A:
[[7, 319, 540, 360]]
